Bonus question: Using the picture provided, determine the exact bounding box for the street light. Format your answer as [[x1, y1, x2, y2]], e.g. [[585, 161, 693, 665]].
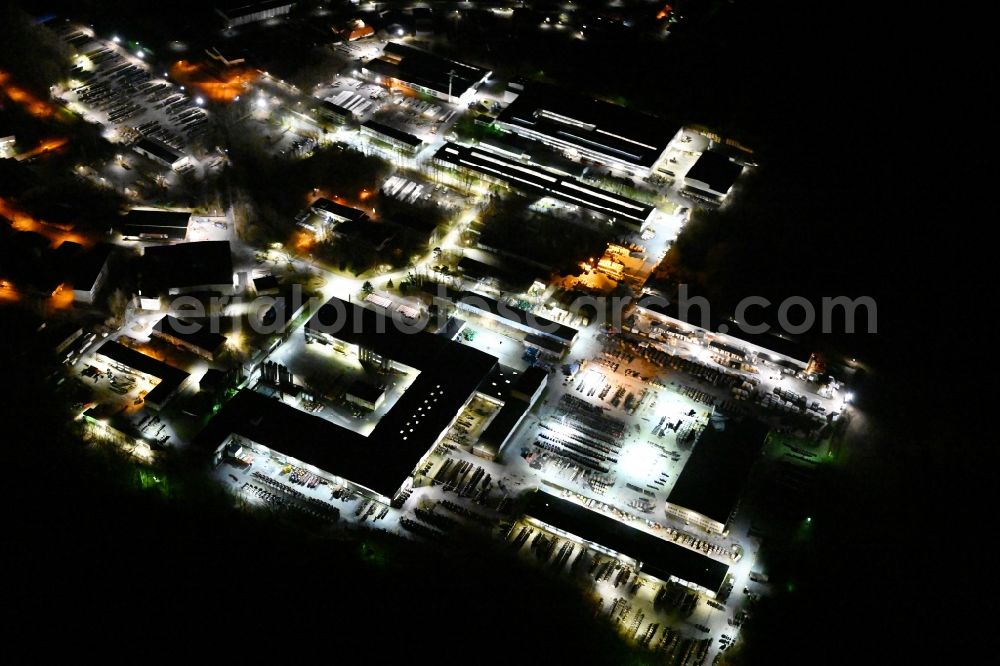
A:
[[112, 35, 121, 44]]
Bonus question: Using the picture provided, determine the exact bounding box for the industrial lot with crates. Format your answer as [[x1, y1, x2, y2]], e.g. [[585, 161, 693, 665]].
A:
[[1, 4, 871, 660]]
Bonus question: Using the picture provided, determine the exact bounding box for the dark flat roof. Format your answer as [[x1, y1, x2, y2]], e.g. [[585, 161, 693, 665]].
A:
[[495, 82, 674, 168], [512, 365, 547, 398], [141, 241, 233, 293], [360, 120, 422, 148], [346, 379, 384, 404], [666, 418, 770, 525], [684, 151, 742, 195], [525, 491, 729, 592], [366, 42, 487, 98], [311, 197, 368, 222], [437, 315, 465, 340], [252, 274, 279, 292], [638, 297, 811, 364], [478, 398, 528, 453], [37, 321, 83, 352], [200, 367, 227, 391], [320, 99, 352, 117], [435, 143, 654, 227], [524, 333, 566, 355], [308, 296, 499, 381], [457, 255, 535, 293], [69, 244, 111, 290], [454, 290, 578, 345], [95, 340, 189, 406], [134, 137, 183, 165], [152, 315, 227, 355], [121, 209, 191, 229]]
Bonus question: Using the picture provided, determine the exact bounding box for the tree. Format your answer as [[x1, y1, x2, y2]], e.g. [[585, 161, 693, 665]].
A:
[[362, 281, 374, 294], [0, 6, 70, 97], [107, 289, 130, 327]]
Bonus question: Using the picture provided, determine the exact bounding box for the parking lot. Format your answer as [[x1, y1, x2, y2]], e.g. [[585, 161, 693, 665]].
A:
[[382, 173, 466, 213], [368, 92, 459, 143], [186, 215, 232, 242], [56, 25, 210, 162]]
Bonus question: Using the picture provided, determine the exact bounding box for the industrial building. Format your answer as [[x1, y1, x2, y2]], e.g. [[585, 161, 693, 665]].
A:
[[683, 150, 744, 201], [451, 289, 579, 347], [95, 340, 190, 410], [139, 240, 235, 301], [478, 134, 586, 178], [38, 321, 84, 357], [362, 42, 490, 104], [310, 198, 369, 224], [252, 274, 279, 295], [360, 120, 423, 154], [493, 82, 678, 177], [132, 137, 189, 171], [151, 315, 228, 360], [50, 241, 112, 304], [456, 255, 536, 294], [520, 490, 730, 597], [473, 365, 547, 460], [0, 233, 111, 306], [635, 295, 813, 372], [664, 419, 770, 535], [117, 208, 191, 241], [199, 297, 502, 502], [434, 142, 656, 231], [345, 379, 385, 411], [317, 99, 353, 125], [523, 333, 567, 360], [338, 19, 374, 42], [69, 244, 111, 304], [215, 1, 295, 28]]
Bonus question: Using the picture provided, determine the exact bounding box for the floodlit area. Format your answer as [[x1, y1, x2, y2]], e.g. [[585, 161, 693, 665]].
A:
[[264, 328, 420, 435], [211, 443, 401, 529], [2, 8, 866, 660]]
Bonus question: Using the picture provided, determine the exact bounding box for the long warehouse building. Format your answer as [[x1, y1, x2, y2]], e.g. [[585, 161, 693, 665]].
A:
[[434, 142, 656, 230], [494, 82, 679, 177], [363, 42, 490, 104], [665, 418, 771, 535], [522, 490, 730, 597]]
